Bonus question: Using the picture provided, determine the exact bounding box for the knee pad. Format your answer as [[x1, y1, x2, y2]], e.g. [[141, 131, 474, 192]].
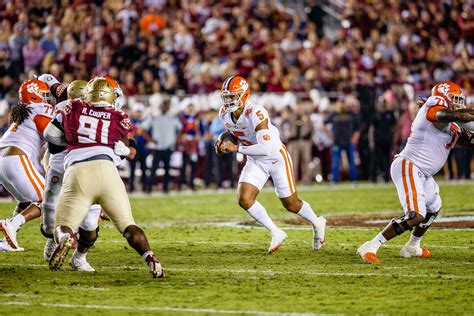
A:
[[426, 193, 442, 214], [17, 202, 31, 211], [43, 171, 63, 208], [390, 211, 419, 235], [418, 211, 439, 229], [77, 227, 99, 249]]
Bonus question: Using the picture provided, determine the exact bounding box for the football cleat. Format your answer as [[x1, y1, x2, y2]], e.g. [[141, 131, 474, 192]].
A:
[[49, 235, 73, 271], [0, 238, 24, 252], [400, 243, 432, 258], [70, 255, 95, 272], [357, 241, 381, 264], [43, 238, 58, 261], [146, 255, 164, 278], [268, 229, 288, 253], [0, 219, 19, 249], [313, 216, 327, 250]]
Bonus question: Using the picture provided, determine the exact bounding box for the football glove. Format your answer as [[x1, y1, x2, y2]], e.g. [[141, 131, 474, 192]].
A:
[[38, 74, 60, 88], [114, 140, 130, 157]]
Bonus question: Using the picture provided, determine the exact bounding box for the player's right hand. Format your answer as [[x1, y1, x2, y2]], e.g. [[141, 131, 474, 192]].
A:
[[38, 74, 60, 87], [114, 140, 131, 157]]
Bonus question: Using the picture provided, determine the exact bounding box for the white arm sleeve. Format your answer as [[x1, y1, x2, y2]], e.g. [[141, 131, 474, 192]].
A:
[[238, 129, 272, 157], [44, 122, 66, 146]]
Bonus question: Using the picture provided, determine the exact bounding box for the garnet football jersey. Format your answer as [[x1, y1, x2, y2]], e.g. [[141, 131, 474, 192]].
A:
[[55, 99, 131, 168]]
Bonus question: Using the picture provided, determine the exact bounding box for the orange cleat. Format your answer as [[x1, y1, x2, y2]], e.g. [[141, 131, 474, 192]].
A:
[[357, 241, 381, 264]]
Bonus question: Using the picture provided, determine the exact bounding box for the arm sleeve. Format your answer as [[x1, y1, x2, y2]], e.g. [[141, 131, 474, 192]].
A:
[[238, 129, 273, 157]]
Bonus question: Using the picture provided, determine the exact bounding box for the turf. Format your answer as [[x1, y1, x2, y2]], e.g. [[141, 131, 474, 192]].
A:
[[0, 181, 473, 315]]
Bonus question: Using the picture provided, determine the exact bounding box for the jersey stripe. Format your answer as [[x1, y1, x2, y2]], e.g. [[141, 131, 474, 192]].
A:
[[408, 162, 419, 213], [19, 155, 42, 201], [283, 146, 296, 191], [401, 159, 411, 212], [279, 148, 295, 194], [25, 156, 45, 191], [223, 76, 236, 91]]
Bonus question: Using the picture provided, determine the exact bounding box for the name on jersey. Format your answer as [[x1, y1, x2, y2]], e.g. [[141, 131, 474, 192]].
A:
[[81, 107, 111, 120]]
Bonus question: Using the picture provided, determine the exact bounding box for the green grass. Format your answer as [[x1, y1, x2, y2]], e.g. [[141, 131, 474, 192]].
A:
[[0, 181, 473, 315]]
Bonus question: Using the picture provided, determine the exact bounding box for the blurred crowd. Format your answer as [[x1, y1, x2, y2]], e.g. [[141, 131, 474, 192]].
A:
[[0, 0, 472, 192]]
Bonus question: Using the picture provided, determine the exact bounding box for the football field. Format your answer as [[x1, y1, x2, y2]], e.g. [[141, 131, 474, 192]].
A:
[[0, 182, 473, 315]]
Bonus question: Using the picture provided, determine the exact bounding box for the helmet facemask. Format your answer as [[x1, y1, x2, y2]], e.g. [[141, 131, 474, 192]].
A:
[[448, 92, 466, 110], [221, 91, 244, 112]]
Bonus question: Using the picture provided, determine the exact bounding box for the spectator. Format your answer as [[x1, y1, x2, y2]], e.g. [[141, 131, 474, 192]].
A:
[[284, 107, 313, 185], [22, 37, 44, 72], [326, 98, 360, 183], [178, 104, 202, 191], [310, 106, 332, 182], [128, 103, 152, 192], [144, 100, 182, 193]]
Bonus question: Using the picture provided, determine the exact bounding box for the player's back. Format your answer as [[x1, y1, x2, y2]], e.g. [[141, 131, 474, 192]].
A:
[[60, 99, 130, 167], [0, 102, 54, 162], [399, 96, 455, 176]]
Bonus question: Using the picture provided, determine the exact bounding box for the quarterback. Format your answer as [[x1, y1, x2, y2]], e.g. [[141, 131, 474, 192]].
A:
[[44, 79, 164, 278], [357, 82, 474, 264], [216, 76, 326, 253]]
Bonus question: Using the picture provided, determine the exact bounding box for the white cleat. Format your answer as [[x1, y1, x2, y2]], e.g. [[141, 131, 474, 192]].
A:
[[0, 238, 24, 252], [356, 241, 381, 264], [400, 243, 432, 258], [146, 254, 164, 278], [313, 216, 327, 250], [0, 219, 19, 249], [70, 256, 95, 272], [49, 235, 73, 271], [268, 229, 288, 253], [43, 238, 58, 261]]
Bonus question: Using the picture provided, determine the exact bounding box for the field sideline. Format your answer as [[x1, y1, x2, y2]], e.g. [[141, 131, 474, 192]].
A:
[[0, 181, 473, 315]]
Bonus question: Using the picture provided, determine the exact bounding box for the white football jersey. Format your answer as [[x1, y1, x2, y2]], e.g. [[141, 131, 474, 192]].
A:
[[218, 100, 283, 159], [0, 102, 54, 164], [399, 96, 457, 176]]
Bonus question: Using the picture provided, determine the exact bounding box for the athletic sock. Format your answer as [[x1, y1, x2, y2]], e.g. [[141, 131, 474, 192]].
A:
[[9, 214, 25, 230], [368, 232, 387, 252], [297, 201, 320, 227], [142, 250, 154, 261], [246, 201, 280, 235], [408, 234, 422, 247], [72, 249, 87, 261]]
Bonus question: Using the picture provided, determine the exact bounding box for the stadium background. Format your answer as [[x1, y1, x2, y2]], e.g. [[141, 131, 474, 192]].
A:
[[0, 0, 472, 193]]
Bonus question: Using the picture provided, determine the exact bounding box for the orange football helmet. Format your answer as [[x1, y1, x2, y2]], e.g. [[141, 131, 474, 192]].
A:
[[221, 75, 250, 112], [431, 81, 465, 110], [19, 79, 53, 104], [88, 75, 125, 110]]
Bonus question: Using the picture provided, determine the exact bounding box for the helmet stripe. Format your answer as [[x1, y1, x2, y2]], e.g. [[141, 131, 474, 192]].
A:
[[223, 76, 236, 91]]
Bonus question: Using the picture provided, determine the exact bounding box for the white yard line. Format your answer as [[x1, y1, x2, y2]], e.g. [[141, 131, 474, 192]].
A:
[[0, 302, 327, 315], [0, 263, 471, 280]]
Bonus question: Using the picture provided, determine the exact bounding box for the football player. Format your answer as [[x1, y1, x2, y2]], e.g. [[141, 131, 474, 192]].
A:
[[357, 82, 474, 264], [0, 80, 55, 250], [38, 78, 103, 271], [44, 79, 164, 278], [216, 76, 326, 253]]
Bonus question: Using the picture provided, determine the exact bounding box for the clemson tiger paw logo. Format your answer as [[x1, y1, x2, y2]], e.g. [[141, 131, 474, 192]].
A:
[[238, 79, 248, 91], [26, 83, 40, 94], [437, 83, 450, 95]]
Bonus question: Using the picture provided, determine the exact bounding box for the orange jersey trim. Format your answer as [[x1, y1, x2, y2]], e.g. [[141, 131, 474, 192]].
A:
[[33, 114, 52, 134], [19, 155, 42, 201], [425, 105, 445, 122], [280, 148, 295, 194], [408, 162, 419, 213], [401, 159, 411, 212], [283, 146, 296, 191]]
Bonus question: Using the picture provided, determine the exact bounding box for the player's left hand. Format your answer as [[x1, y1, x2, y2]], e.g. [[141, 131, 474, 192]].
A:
[[114, 140, 131, 157], [220, 141, 238, 153]]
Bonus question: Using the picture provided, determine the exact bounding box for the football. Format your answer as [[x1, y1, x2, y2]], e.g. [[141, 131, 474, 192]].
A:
[[217, 131, 238, 145], [216, 131, 238, 155]]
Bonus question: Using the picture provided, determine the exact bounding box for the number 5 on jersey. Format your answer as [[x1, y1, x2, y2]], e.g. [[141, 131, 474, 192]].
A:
[[77, 115, 110, 144]]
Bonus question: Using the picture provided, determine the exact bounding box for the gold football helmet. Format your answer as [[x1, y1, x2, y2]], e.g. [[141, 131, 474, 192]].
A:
[[85, 78, 116, 108], [67, 80, 88, 99]]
